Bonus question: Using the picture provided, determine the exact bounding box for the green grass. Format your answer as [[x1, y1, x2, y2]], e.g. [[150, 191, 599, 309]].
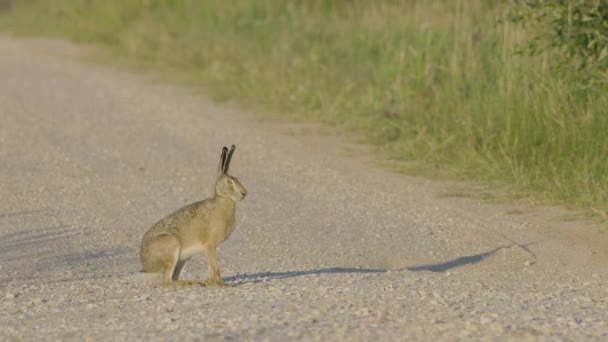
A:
[[2, 0, 607, 210]]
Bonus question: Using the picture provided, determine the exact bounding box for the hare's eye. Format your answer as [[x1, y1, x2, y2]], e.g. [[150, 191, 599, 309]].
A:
[[227, 179, 233, 184]]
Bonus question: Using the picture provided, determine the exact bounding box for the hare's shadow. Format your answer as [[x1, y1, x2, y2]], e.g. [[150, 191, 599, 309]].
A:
[[406, 241, 540, 272], [225, 243, 541, 286], [223, 249, 498, 286], [224, 267, 387, 286]]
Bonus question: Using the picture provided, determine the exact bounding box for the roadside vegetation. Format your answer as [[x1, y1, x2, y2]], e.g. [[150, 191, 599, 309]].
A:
[[1, 0, 607, 212]]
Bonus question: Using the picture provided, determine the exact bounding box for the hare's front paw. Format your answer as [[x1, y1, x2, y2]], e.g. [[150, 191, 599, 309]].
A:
[[204, 278, 230, 288], [161, 280, 205, 288]]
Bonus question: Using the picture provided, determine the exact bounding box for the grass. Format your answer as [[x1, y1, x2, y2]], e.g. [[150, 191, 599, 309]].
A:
[[1, 0, 607, 211]]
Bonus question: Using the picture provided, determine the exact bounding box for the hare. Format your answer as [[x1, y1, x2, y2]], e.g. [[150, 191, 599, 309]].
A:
[[139, 145, 247, 287]]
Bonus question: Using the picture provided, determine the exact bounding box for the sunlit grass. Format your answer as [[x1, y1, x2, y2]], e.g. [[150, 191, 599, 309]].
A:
[[2, 0, 607, 209]]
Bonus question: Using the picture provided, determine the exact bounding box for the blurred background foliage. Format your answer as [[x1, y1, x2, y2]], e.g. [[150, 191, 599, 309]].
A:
[[1, 0, 607, 211]]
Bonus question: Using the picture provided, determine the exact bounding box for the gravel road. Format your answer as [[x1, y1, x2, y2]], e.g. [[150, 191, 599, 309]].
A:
[[1, 36, 607, 341]]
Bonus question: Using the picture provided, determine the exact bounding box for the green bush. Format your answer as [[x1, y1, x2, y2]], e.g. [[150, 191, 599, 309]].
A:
[[511, 0, 608, 73]]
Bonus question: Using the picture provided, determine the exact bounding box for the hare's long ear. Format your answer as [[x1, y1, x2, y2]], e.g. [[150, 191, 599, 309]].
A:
[[224, 145, 236, 174], [218, 146, 228, 174]]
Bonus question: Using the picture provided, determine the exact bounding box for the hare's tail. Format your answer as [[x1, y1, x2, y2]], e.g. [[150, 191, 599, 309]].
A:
[[131, 270, 162, 283]]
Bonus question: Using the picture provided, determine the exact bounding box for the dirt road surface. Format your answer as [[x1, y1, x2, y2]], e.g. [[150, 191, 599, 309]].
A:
[[1, 36, 607, 340]]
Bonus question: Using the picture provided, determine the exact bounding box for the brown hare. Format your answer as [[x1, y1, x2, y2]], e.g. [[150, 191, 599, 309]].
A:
[[139, 145, 247, 287]]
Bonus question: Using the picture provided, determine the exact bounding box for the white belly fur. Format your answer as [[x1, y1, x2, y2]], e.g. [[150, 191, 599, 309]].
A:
[[180, 243, 205, 260]]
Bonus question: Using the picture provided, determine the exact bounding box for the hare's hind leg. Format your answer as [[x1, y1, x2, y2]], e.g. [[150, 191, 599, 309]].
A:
[[161, 247, 180, 285], [163, 254, 202, 287], [142, 235, 201, 287], [140, 234, 179, 274]]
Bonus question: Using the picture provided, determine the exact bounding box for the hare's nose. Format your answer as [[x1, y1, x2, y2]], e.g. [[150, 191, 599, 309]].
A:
[[241, 190, 247, 198]]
